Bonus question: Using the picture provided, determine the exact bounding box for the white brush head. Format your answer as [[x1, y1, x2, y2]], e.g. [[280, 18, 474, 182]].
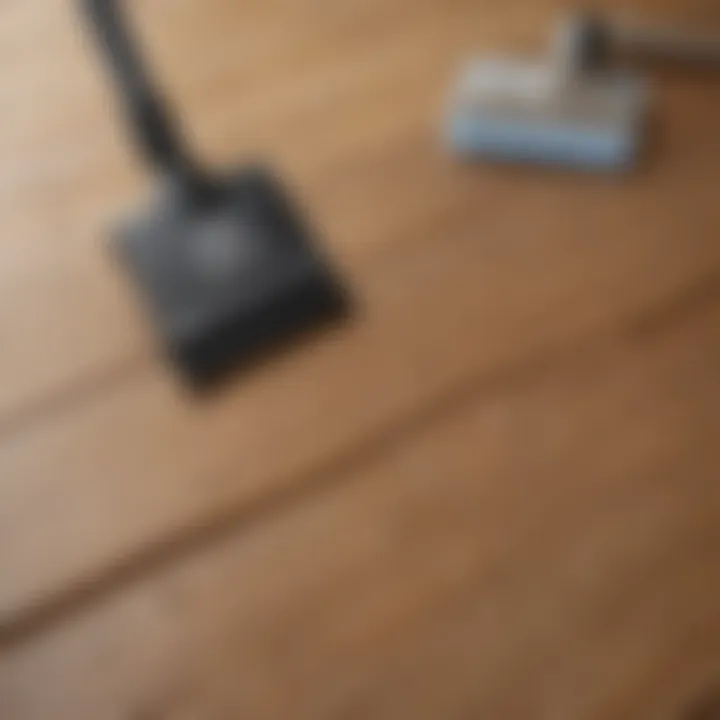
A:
[[446, 57, 649, 170]]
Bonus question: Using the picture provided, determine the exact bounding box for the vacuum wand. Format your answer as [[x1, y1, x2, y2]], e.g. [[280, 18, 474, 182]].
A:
[[82, 0, 203, 191], [556, 12, 720, 71], [612, 21, 720, 68]]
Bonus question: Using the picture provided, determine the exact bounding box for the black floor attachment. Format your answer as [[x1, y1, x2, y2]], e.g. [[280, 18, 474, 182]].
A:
[[82, 0, 350, 385]]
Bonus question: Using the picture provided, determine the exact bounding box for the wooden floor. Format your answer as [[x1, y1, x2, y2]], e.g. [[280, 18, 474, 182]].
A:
[[2, 0, 720, 718]]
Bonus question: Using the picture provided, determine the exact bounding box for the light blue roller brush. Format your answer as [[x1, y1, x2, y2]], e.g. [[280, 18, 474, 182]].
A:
[[446, 13, 720, 171]]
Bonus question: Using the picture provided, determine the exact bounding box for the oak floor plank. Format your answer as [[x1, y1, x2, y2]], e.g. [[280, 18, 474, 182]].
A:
[[2, 281, 719, 720], [0, 0, 543, 422], [2, 0, 719, 422], [3, 44, 720, 636], [3, 144, 720, 632]]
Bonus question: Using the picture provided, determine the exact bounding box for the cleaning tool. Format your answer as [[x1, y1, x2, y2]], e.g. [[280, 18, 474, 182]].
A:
[[82, 0, 349, 384], [446, 12, 720, 171]]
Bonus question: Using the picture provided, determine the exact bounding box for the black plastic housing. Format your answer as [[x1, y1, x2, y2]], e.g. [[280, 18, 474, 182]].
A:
[[117, 169, 348, 384]]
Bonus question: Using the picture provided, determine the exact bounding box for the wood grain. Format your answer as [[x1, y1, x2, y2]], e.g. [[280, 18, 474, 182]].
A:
[[3, 2, 720, 717], [2, 0, 719, 422], [2, 280, 719, 720], [3, 167, 720, 632], [0, 0, 541, 423], [2, 0, 720, 637]]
